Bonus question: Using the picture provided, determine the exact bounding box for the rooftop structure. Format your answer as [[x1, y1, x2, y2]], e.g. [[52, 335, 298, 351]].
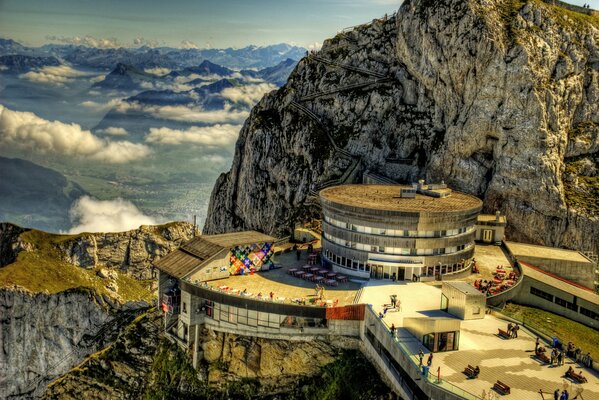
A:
[[320, 183, 482, 214], [156, 231, 277, 279], [504, 241, 596, 290], [319, 183, 483, 280]]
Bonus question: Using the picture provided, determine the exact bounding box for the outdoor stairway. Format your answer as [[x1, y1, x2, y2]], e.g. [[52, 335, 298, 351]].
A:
[[308, 55, 388, 79], [298, 77, 393, 102]]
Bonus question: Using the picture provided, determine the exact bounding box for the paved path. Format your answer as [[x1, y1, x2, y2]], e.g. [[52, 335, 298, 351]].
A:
[[359, 280, 599, 399]]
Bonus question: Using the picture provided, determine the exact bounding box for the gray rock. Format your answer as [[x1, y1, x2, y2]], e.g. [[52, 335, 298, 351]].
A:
[[204, 0, 599, 254]]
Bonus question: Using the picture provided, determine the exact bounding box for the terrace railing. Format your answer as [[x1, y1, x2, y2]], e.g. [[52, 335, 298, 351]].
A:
[[365, 305, 482, 400]]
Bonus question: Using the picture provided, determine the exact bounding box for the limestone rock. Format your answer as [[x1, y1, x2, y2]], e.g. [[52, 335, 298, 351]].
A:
[[204, 0, 599, 254], [56, 222, 194, 279]]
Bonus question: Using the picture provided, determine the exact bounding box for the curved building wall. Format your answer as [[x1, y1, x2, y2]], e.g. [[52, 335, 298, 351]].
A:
[[319, 185, 482, 280]]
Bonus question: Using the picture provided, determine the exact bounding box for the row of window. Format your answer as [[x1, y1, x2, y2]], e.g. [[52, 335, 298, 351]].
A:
[[324, 232, 468, 256], [530, 287, 599, 320], [323, 249, 468, 276], [324, 216, 471, 238]]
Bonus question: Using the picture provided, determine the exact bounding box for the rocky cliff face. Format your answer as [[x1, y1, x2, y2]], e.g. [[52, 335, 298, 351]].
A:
[[55, 222, 194, 280], [0, 289, 115, 399], [0, 222, 193, 399], [44, 316, 389, 400], [204, 0, 599, 254]]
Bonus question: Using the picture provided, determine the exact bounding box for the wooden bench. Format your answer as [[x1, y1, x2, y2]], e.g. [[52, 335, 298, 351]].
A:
[[497, 328, 511, 339], [493, 380, 511, 395], [535, 351, 551, 364], [567, 370, 588, 383], [463, 364, 479, 379]]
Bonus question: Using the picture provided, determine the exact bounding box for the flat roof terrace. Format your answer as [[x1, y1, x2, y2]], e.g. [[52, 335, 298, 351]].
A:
[[358, 282, 599, 399], [320, 184, 482, 213], [505, 241, 592, 265], [201, 250, 361, 306]]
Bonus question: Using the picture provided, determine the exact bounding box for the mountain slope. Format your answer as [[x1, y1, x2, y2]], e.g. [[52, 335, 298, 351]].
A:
[[0, 157, 88, 232], [204, 0, 599, 255]]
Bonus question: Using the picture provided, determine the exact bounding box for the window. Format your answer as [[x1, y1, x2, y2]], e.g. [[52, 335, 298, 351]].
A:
[[580, 307, 599, 321], [472, 307, 481, 315], [371, 246, 378, 252], [378, 246, 385, 253], [554, 297, 577, 311], [530, 287, 553, 302], [182, 302, 187, 314]]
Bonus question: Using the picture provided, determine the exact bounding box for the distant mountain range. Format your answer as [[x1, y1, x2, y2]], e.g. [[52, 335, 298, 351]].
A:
[[0, 157, 87, 232], [0, 38, 306, 70], [0, 54, 61, 73], [93, 58, 297, 92]]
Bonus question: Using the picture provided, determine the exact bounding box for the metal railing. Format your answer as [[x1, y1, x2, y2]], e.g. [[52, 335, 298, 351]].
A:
[[365, 305, 482, 400]]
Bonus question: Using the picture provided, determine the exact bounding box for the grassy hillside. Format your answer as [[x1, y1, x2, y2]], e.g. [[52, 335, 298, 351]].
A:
[[502, 303, 599, 358], [0, 228, 153, 303]]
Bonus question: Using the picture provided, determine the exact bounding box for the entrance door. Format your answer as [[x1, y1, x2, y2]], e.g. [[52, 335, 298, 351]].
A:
[[370, 265, 384, 279], [483, 229, 494, 243], [397, 268, 405, 280]]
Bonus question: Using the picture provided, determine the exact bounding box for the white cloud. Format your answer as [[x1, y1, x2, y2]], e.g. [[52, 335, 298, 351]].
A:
[[80, 98, 123, 112], [0, 105, 150, 163], [68, 196, 158, 234], [20, 65, 94, 86], [46, 35, 122, 49], [117, 102, 249, 124], [181, 40, 199, 49], [145, 124, 241, 146], [133, 37, 160, 48], [308, 41, 322, 51], [145, 67, 171, 76], [220, 83, 277, 106], [98, 127, 128, 136], [90, 75, 105, 83]]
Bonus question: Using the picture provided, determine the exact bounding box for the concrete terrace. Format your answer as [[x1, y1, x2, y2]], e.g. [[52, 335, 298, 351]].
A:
[[358, 281, 599, 399], [203, 250, 361, 306]]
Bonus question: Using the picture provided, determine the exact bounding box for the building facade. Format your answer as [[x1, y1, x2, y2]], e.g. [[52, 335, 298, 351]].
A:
[[319, 183, 483, 280]]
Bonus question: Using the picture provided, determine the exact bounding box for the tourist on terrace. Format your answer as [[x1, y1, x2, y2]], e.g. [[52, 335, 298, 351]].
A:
[[390, 323, 396, 338], [418, 349, 424, 366], [427, 352, 433, 367], [554, 388, 559, 400]]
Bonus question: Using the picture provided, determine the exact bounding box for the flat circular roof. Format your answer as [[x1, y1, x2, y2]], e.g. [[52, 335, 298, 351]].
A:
[[319, 184, 483, 214]]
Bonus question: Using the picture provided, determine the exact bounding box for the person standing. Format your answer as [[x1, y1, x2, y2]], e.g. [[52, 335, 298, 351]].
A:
[[427, 352, 433, 367], [418, 349, 424, 366], [557, 351, 563, 366], [390, 323, 396, 338], [513, 324, 519, 338], [554, 388, 560, 400], [535, 337, 540, 352]]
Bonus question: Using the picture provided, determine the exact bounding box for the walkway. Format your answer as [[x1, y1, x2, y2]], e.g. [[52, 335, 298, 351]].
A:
[[359, 281, 599, 399]]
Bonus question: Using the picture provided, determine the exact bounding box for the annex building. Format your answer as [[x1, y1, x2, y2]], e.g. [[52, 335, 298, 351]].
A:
[[319, 182, 483, 280]]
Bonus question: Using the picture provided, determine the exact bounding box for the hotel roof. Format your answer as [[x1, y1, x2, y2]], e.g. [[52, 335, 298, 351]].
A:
[[319, 184, 482, 213], [155, 231, 277, 279], [505, 241, 592, 264]]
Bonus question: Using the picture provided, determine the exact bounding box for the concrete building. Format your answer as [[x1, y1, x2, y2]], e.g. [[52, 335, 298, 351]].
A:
[[319, 182, 483, 280], [441, 281, 486, 320], [504, 241, 597, 290], [489, 261, 599, 330], [474, 212, 506, 244], [403, 317, 461, 353]]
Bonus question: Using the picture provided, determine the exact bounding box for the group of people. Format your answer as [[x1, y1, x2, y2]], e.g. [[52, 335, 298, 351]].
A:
[[566, 342, 594, 369], [417, 348, 433, 367], [553, 388, 570, 400], [581, 3, 592, 9], [474, 279, 494, 295], [506, 322, 520, 338]]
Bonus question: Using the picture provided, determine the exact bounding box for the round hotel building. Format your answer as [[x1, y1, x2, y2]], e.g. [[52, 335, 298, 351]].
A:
[[319, 183, 483, 280]]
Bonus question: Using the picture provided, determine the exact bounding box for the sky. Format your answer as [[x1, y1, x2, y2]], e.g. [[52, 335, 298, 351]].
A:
[[0, 0, 402, 49]]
